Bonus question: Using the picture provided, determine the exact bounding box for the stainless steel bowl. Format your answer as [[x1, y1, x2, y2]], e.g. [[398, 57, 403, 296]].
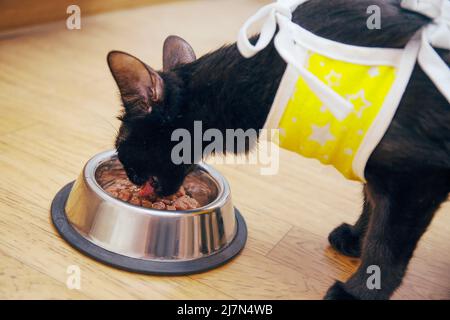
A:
[[51, 150, 247, 275]]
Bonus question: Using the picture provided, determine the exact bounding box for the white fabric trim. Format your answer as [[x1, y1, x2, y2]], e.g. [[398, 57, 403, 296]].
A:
[[237, 3, 291, 59], [352, 38, 422, 181], [238, 0, 354, 120], [273, 22, 354, 120], [401, 0, 450, 103], [417, 28, 450, 102], [402, 0, 446, 18], [285, 17, 405, 66], [264, 64, 300, 130]]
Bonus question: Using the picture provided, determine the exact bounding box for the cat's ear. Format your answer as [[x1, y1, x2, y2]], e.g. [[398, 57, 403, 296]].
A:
[[163, 35, 196, 71], [107, 51, 164, 110]]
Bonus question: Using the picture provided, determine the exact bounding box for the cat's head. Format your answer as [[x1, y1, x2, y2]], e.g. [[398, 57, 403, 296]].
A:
[[107, 36, 196, 196]]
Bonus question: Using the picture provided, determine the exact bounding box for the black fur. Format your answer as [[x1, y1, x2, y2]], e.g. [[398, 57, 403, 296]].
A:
[[109, 0, 449, 299]]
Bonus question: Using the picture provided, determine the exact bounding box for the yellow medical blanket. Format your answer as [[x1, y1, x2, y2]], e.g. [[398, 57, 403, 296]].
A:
[[276, 52, 396, 181]]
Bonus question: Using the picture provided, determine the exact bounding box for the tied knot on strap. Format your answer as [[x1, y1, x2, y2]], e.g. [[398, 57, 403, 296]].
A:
[[401, 0, 450, 103], [237, 0, 354, 120], [237, 1, 295, 58], [401, 0, 450, 49], [402, 0, 446, 17]]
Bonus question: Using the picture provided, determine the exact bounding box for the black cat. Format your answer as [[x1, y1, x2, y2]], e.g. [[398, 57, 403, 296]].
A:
[[107, 0, 450, 299]]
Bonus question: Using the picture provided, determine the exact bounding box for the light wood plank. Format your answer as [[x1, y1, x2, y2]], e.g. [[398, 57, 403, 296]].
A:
[[0, 0, 175, 32], [191, 248, 324, 299], [267, 222, 450, 300], [0, 250, 88, 299]]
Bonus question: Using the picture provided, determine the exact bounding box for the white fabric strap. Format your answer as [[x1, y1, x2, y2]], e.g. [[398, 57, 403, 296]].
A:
[[353, 38, 422, 181], [401, 0, 450, 102], [237, 0, 353, 120], [237, 0, 296, 58]]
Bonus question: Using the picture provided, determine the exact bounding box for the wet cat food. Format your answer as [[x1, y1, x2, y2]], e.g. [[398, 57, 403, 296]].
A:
[[95, 158, 218, 210]]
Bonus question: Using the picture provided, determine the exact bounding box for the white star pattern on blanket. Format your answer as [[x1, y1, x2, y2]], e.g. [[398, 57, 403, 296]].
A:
[[309, 123, 335, 146], [347, 90, 372, 118], [324, 70, 342, 87]]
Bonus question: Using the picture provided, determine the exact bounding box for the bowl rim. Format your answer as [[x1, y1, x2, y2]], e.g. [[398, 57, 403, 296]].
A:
[[53, 180, 247, 274], [83, 149, 231, 217]]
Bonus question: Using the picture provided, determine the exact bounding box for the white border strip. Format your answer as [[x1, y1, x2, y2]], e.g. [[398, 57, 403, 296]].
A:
[[264, 57, 305, 130], [352, 38, 421, 181], [286, 17, 405, 67]]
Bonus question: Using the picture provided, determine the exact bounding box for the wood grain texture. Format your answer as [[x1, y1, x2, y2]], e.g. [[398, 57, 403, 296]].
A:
[[0, 250, 89, 300], [0, 0, 176, 32], [0, 0, 448, 300]]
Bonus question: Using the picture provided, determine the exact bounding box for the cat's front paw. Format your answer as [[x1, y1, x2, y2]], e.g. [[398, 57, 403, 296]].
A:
[[328, 223, 361, 258], [323, 281, 358, 300]]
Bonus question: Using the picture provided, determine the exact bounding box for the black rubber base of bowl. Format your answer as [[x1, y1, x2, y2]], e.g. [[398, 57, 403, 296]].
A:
[[51, 182, 247, 275]]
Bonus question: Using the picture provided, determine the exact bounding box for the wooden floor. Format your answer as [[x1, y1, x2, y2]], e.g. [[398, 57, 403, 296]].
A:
[[0, 0, 449, 300]]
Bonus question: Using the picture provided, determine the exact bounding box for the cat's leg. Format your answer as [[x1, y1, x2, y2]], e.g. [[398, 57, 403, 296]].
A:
[[328, 186, 371, 258], [324, 171, 449, 300]]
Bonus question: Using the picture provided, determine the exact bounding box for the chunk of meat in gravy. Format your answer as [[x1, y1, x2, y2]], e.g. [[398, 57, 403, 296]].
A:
[[95, 158, 215, 211], [183, 173, 218, 206], [152, 202, 166, 210], [173, 195, 199, 211]]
